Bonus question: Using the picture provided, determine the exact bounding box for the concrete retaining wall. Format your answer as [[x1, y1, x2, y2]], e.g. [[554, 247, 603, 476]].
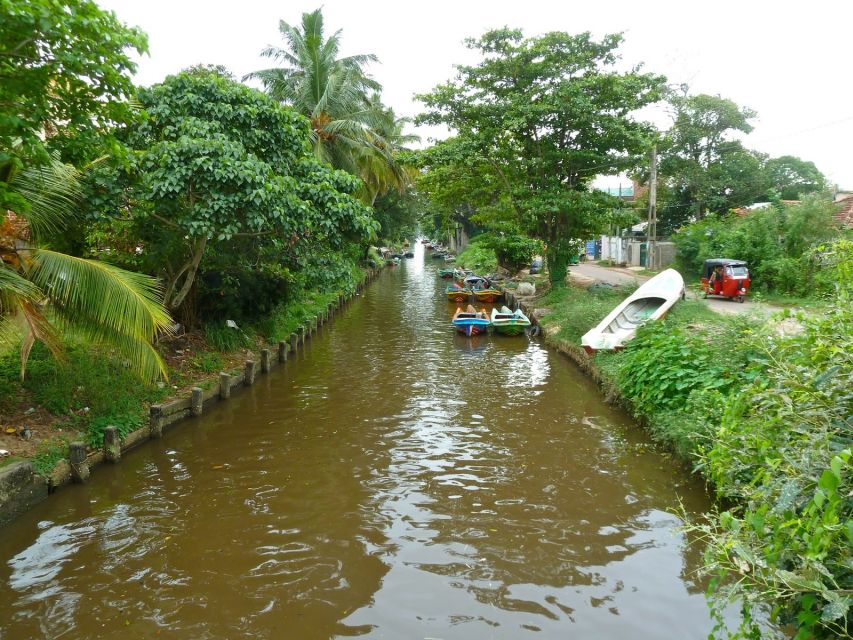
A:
[[0, 267, 382, 529]]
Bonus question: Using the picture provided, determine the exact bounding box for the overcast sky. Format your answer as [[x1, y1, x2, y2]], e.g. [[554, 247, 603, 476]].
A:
[[99, 0, 853, 189]]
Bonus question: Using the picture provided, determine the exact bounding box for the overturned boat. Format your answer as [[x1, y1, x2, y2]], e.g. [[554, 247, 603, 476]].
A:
[[581, 269, 684, 353]]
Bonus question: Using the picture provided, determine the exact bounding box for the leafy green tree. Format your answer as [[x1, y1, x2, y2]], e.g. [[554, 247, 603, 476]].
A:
[[765, 155, 826, 200], [417, 29, 665, 285], [0, 0, 147, 211], [658, 92, 767, 231], [86, 70, 377, 312]]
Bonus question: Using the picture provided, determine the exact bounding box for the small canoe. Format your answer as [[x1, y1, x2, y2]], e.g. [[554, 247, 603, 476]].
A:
[[473, 287, 502, 303], [438, 267, 455, 279], [404, 251, 414, 258], [452, 305, 491, 336], [581, 268, 685, 353], [431, 252, 446, 260], [490, 306, 531, 336], [446, 284, 472, 303]]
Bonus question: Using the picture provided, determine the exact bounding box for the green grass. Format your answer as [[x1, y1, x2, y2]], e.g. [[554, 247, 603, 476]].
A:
[[31, 440, 69, 477], [0, 338, 168, 449], [256, 290, 342, 343], [537, 283, 634, 342]]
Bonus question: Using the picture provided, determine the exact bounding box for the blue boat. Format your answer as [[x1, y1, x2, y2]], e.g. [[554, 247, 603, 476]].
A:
[[451, 305, 491, 336]]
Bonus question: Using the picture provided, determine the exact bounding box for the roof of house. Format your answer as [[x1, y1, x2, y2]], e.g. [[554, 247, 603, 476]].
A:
[[835, 195, 853, 228]]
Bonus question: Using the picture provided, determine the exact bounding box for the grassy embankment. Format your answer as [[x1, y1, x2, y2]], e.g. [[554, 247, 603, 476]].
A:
[[535, 282, 851, 639], [0, 268, 366, 474]]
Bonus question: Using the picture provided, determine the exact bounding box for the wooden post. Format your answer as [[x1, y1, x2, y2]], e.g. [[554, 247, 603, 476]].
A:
[[103, 426, 121, 463], [244, 360, 256, 386], [191, 387, 203, 416], [647, 145, 657, 271], [150, 404, 163, 438], [297, 326, 305, 345], [278, 340, 288, 362], [219, 372, 231, 399], [289, 332, 298, 352], [260, 348, 271, 373], [69, 442, 89, 482]]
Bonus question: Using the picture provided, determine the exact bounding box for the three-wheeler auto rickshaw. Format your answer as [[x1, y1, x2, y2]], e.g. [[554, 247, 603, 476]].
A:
[[701, 259, 750, 303]]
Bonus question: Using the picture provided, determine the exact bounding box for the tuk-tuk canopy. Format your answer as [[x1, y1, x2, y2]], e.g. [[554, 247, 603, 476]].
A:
[[703, 259, 748, 278]]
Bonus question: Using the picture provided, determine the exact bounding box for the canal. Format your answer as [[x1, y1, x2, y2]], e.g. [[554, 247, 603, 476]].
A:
[[0, 244, 722, 639]]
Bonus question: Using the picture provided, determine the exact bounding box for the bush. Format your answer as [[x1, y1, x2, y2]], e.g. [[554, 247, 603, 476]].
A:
[[697, 298, 853, 639], [485, 233, 544, 273], [456, 237, 498, 272], [673, 197, 841, 296]]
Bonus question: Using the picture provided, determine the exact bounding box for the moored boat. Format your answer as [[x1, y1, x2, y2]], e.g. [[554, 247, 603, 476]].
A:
[[490, 306, 531, 336], [581, 268, 685, 353], [473, 286, 502, 303], [452, 305, 491, 336], [446, 284, 472, 303], [438, 267, 455, 279]]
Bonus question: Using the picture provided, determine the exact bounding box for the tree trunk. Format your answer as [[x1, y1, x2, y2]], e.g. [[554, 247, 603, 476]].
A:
[[546, 243, 571, 288], [166, 235, 208, 310]]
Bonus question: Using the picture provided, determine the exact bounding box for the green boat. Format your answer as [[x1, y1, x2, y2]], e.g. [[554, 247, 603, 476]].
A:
[[438, 268, 455, 279], [490, 306, 531, 336]]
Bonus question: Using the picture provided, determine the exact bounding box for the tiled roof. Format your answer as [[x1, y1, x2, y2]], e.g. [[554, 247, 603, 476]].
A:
[[836, 197, 853, 228]]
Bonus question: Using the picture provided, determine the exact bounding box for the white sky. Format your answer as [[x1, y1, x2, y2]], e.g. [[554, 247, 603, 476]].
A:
[[99, 0, 853, 189]]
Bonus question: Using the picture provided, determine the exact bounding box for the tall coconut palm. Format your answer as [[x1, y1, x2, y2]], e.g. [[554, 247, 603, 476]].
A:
[[1, 156, 172, 381], [245, 8, 383, 172]]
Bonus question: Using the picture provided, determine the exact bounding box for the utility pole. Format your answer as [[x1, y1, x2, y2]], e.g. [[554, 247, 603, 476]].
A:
[[647, 145, 657, 271]]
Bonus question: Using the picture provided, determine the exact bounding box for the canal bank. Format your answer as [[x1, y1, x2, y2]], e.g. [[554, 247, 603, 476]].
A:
[[0, 245, 742, 639]]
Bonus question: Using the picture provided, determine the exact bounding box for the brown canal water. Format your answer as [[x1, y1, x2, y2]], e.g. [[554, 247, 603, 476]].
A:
[[0, 245, 725, 639]]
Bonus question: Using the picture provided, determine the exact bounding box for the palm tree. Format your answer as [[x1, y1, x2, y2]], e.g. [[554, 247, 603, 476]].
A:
[[245, 8, 416, 205], [355, 96, 420, 205], [1, 156, 172, 381], [245, 8, 382, 172]]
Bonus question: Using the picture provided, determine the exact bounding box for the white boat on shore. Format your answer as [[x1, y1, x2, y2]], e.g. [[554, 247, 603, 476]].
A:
[[581, 268, 685, 353]]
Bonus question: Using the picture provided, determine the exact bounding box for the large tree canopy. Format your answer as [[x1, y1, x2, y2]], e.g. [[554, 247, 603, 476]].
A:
[[86, 71, 377, 310], [765, 155, 826, 200], [0, 0, 147, 211], [417, 29, 665, 284], [657, 93, 766, 231]]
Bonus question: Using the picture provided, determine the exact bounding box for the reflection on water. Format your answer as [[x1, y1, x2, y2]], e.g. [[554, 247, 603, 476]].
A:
[[0, 244, 728, 639]]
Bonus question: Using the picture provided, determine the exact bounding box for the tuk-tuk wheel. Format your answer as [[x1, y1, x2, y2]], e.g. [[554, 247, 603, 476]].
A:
[[737, 295, 745, 303]]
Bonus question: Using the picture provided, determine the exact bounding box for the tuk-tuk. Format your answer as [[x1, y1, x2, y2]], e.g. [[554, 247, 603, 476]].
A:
[[701, 259, 750, 303]]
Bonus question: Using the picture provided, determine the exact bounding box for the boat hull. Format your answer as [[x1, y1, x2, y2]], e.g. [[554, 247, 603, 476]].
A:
[[447, 290, 471, 303], [453, 323, 488, 336], [493, 322, 528, 336], [581, 268, 684, 352], [473, 289, 502, 303]]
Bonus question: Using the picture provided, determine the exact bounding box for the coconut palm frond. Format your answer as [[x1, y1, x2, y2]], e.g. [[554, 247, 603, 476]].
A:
[[69, 321, 169, 383], [18, 299, 63, 380], [29, 250, 172, 340], [27, 250, 172, 377], [0, 265, 43, 309], [8, 155, 82, 238]]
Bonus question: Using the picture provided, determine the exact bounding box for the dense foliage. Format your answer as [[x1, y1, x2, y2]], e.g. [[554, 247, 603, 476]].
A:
[[653, 92, 828, 234], [0, 0, 147, 210], [673, 197, 843, 295], [84, 70, 377, 313], [417, 29, 665, 285]]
